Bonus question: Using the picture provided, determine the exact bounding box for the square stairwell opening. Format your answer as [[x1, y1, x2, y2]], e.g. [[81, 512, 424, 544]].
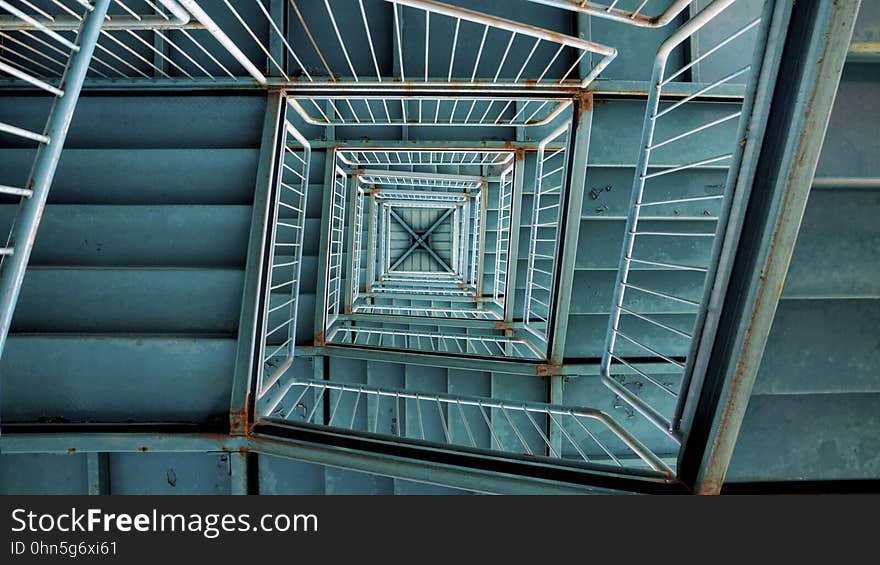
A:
[[247, 0, 765, 482], [323, 148, 554, 360]]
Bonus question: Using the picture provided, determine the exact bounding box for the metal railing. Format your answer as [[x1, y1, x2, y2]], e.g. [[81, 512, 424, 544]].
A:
[[454, 202, 467, 282], [522, 121, 571, 346], [259, 378, 673, 475], [601, 0, 761, 438], [257, 118, 311, 399], [336, 149, 514, 168], [374, 191, 468, 203], [0, 0, 110, 360], [366, 284, 471, 297], [333, 148, 512, 303], [382, 0, 616, 87], [288, 95, 572, 127], [0, 0, 265, 83], [316, 139, 590, 359], [327, 324, 544, 359], [526, 0, 692, 28], [2, 0, 777, 485], [241, 0, 778, 483], [2, 0, 617, 87]]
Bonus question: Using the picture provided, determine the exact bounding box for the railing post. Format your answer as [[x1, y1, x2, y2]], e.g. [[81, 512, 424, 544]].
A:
[[549, 94, 592, 365], [313, 144, 336, 345], [0, 0, 111, 361], [229, 452, 251, 495]]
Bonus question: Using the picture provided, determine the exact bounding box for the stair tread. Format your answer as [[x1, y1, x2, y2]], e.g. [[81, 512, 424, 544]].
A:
[[0, 148, 260, 204], [14, 268, 244, 333], [1, 334, 235, 423]]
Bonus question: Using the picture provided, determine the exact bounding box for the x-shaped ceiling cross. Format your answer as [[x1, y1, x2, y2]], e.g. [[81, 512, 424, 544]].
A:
[[388, 208, 455, 272]]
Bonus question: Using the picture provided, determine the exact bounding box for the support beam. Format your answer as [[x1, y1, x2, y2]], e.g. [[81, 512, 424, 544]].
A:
[[679, 0, 861, 495], [229, 452, 251, 495], [550, 94, 592, 364], [335, 313, 502, 330], [366, 192, 378, 292], [230, 92, 285, 434], [87, 453, 110, 495], [504, 150, 526, 323], [0, 0, 192, 30], [358, 169, 485, 183], [314, 147, 337, 343], [0, 430, 239, 454], [249, 425, 661, 495], [576, 12, 591, 81], [311, 354, 327, 425], [343, 173, 362, 313], [475, 182, 488, 296], [548, 377, 564, 458]]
